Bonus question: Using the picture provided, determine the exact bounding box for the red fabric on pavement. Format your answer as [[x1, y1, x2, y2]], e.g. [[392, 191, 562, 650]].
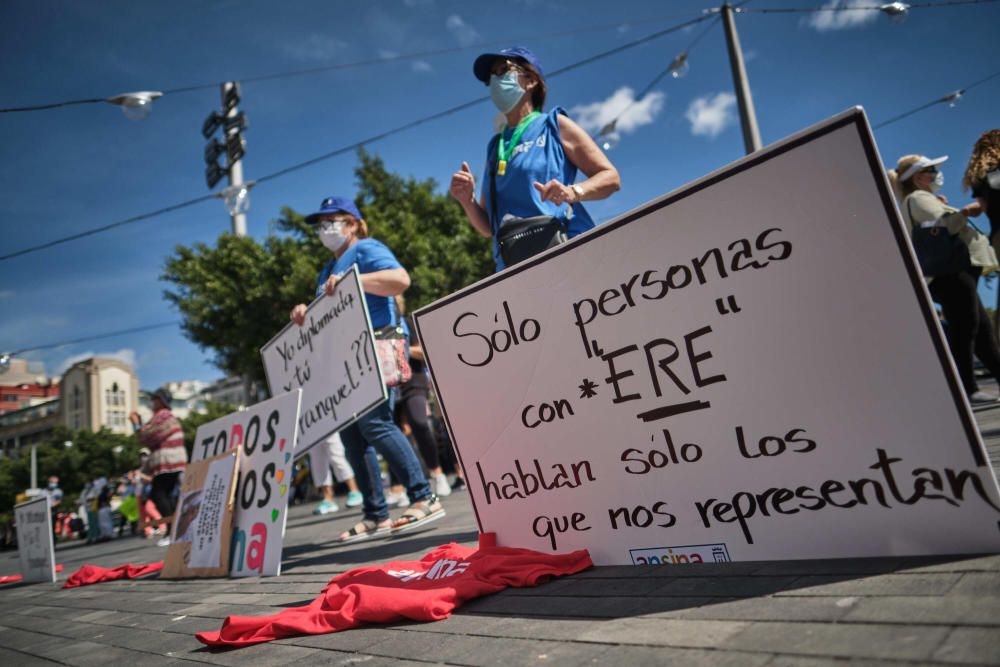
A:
[[196, 533, 592, 647], [0, 564, 64, 585], [62, 561, 164, 588]]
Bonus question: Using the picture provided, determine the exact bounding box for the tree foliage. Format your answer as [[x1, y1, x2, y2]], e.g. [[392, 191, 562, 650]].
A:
[[162, 149, 493, 384]]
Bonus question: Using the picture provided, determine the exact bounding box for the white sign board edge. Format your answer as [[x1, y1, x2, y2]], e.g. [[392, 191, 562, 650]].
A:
[[260, 265, 387, 459], [191, 389, 302, 577], [14, 495, 56, 583], [413, 107, 1000, 564]]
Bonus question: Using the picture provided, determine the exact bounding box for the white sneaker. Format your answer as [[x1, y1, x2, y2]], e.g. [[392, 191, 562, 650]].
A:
[[157, 537, 171, 547], [384, 490, 410, 508], [433, 473, 452, 497]]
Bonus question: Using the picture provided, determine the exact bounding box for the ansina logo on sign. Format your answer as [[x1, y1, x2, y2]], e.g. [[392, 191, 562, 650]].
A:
[[629, 543, 731, 565]]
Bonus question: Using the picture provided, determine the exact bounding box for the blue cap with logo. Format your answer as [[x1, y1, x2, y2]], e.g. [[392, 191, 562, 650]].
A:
[[473, 46, 544, 84], [305, 195, 363, 225]]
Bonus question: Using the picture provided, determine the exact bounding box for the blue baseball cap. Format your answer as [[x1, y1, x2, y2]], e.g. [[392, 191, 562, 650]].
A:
[[473, 46, 543, 84], [305, 195, 363, 224]]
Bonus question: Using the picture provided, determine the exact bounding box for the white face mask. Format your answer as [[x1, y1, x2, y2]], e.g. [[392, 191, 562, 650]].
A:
[[318, 220, 350, 252], [930, 171, 945, 193]]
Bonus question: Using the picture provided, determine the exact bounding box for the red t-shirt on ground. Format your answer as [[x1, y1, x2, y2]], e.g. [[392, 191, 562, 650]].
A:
[[196, 533, 592, 647]]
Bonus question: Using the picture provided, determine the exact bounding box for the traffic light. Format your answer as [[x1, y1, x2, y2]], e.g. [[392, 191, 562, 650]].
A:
[[201, 81, 247, 191]]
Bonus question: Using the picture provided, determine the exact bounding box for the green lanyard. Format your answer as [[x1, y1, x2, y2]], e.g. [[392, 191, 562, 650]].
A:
[[496, 111, 541, 176]]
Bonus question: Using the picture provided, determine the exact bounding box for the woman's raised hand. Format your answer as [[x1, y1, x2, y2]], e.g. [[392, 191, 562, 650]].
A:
[[450, 161, 476, 205], [290, 303, 307, 326], [533, 179, 576, 206]]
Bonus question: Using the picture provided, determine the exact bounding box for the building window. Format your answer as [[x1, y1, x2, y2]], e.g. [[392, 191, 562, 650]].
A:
[[72, 386, 82, 411], [105, 382, 126, 408]]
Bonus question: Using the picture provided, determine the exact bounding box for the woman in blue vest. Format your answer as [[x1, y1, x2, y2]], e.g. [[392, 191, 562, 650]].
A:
[[291, 196, 445, 542], [450, 46, 621, 272]]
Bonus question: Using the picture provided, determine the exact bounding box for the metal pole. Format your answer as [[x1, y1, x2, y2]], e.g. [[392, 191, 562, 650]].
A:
[[30, 444, 37, 491], [721, 2, 762, 154], [222, 82, 247, 237]]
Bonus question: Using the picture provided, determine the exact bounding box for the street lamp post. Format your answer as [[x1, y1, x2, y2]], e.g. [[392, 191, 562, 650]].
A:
[[720, 2, 762, 154]]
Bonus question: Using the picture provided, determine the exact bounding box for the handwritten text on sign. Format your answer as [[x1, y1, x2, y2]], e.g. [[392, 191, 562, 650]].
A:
[[15, 496, 55, 583], [261, 267, 385, 456], [192, 389, 302, 577], [414, 110, 1000, 565]]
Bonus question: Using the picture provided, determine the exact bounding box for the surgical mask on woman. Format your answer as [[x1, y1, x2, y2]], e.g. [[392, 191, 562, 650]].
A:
[[930, 171, 945, 193], [489, 70, 525, 114], [318, 221, 350, 252]]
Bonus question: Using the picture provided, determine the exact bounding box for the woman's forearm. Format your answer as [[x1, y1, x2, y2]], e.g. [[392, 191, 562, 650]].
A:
[[463, 200, 492, 237], [360, 268, 411, 297], [575, 167, 621, 202]]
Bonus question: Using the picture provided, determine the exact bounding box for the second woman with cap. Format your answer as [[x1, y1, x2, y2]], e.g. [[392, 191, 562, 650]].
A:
[[292, 196, 445, 542], [450, 46, 620, 272]]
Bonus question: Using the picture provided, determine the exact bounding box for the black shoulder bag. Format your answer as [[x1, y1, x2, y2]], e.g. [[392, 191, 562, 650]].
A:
[[490, 147, 568, 268], [907, 198, 970, 277]]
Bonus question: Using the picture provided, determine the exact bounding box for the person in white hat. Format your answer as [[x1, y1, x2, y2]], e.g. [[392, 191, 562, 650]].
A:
[[889, 154, 999, 403]]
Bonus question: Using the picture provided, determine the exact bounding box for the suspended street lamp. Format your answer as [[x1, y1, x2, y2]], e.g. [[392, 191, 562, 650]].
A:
[[105, 91, 163, 120], [668, 51, 689, 79], [943, 90, 964, 108]]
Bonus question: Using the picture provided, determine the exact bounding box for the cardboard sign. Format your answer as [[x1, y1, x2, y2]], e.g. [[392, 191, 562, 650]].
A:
[[261, 266, 386, 457], [162, 449, 239, 578], [191, 390, 302, 577], [14, 495, 56, 583], [414, 109, 1000, 565]]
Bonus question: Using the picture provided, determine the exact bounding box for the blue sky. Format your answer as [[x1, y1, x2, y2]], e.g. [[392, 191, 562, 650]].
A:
[[1, 0, 998, 390]]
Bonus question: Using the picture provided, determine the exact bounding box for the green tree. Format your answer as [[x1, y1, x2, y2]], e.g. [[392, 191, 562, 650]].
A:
[[179, 401, 239, 459], [162, 149, 493, 384]]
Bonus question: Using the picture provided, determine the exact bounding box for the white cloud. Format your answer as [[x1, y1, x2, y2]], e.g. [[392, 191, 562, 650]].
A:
[[0, 289, 13, 300], [378, 49, 399, 60], [805, 0, 879, 31], [403, 0, 434, 6], [445, 15, 480, 47], [56, 348, 137, 376], [569, 87, 666, 144], [744, 49, 759, 62], [411, 60, 433, 73], [685, 92, 737, 139], [281, 34, 349, 62]]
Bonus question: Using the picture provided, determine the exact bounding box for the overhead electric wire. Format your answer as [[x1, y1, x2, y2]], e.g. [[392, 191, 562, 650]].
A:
[[874, 68, 1000, 128], [0, 11, 706, 114], [6, 321, 180, 356], [742, 0, 998, 11], [1, 12, 712, 263], [0, 194, 217, 261]]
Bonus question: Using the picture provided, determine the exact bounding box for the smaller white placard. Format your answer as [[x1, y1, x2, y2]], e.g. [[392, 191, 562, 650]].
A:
[[260, 266, 386, 457], [185, 454, 237, 569], [15, 495, 56, 583]]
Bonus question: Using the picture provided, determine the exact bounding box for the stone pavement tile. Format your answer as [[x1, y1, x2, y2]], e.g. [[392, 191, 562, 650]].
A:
[[751, 558, 901, 577], [949, 573, 1000, 596], [844, 595, 1000, 626], [460, 593, 646, 618], [458, 616, 607, 642], [721, 621, 952, 661], [279, 627, 399, 653], [763, 657, 934, 667], [0, 625, 74, 655], [591, 644, 772, 667], [658, 595, 855, 623], [897, 554, 1000, 574], [447, 635, 609, 667], [774, 573, 961, 597], [651, 575, 802, 598], [351, 626, 481, 663], [931, 628, 1000, 665], [630, 562, 767, 578], [0, 645, 64, 665], [169, 642, 327, 666], [577, 617, 750, 649], [1, 612, 101, 641], [387, 612, 510, 637]]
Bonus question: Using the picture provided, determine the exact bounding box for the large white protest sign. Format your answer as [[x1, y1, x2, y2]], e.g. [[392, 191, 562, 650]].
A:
[[191, 390, 302, 577], [414, 109, 1000, 565], [14, 495, 56, 583], [261, 266, 386, 457]]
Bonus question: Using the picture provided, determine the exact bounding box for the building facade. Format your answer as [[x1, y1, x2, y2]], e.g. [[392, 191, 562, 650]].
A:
[[60, 357, 139, 435], [0, 358, 60, 414]]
